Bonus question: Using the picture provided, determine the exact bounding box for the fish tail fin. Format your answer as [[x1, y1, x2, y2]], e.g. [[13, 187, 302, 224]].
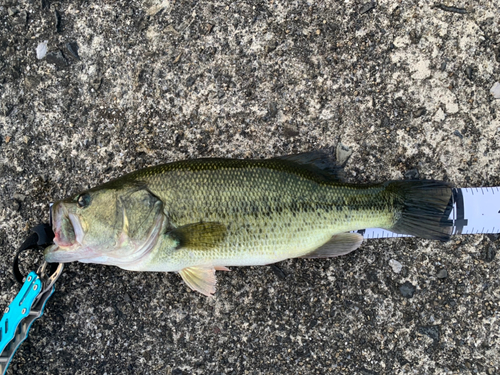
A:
[[386, 180, 453, 241]]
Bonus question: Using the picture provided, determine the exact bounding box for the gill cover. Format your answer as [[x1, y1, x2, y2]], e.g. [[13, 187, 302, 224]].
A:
[[112, 187, 165, 258]]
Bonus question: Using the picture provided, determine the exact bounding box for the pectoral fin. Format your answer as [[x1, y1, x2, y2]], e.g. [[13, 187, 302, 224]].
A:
[[301, 233, 363, 258], [179, 266, 217, 297], [169, 222, 227, 250]]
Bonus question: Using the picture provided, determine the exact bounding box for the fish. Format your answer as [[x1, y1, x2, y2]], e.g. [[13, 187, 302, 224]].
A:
[[44, 151, 453, 296]]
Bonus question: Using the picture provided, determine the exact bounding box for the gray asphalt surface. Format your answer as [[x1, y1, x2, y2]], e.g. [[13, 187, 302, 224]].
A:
[[1, 0, 499, 374]]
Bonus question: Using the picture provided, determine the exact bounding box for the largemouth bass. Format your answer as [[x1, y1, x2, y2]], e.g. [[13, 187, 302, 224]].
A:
[[44, 152, 453, 296]]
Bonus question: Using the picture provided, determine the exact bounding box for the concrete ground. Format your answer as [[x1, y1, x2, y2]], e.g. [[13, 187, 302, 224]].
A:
[[1, 0, 499, 374]]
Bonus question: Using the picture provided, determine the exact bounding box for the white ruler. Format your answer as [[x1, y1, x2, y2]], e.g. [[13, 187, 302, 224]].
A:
[[356, 187, 500, 239]]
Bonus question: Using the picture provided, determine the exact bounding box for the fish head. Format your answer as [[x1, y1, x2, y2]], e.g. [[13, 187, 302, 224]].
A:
[[45, 184, 165, 266]]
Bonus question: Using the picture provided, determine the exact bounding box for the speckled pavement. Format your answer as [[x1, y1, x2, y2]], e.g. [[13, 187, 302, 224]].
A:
[[0, 1, 499, 374]]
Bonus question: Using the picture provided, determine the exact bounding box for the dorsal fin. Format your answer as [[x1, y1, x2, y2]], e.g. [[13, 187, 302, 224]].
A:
[[274, 149, 346, 181]]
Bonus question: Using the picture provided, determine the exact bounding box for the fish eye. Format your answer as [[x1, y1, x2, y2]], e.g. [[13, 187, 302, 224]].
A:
[[77, 193, 92, 208]]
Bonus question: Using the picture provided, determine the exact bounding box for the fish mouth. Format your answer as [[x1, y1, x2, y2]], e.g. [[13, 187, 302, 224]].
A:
[[44, 199, 165, 266], [44, 203, 88, 263]]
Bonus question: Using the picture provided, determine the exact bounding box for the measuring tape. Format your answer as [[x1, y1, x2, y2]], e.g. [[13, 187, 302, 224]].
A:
[[356, 187, 500, 239]]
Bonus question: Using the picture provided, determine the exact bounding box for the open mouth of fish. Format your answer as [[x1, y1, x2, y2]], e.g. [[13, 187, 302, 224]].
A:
[[44, 201, 165, 267], [44, 203, 90, 263]]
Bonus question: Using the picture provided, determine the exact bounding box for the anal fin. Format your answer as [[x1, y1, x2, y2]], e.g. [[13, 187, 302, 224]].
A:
[[301, 233, 363, 259], [179, 266, 217, 297]]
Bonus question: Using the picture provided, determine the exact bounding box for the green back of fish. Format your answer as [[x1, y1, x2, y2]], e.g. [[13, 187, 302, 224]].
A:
[[119, 157, 394, 230]]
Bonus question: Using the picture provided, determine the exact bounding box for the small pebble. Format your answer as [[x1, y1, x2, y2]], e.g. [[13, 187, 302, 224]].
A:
[[335, 143, 352, 166], [389, 259, 403, 273], [413, 107, 426, 118], [66, 42, 80, 60], [186, 76, 197, 87], [399, 281, 416, 298], [490, 82, 500, 99], [436, 269, 448, 279], [465, 66, 473, 80], [122, 293, 132, 303], [36, 40, 48, 60]]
